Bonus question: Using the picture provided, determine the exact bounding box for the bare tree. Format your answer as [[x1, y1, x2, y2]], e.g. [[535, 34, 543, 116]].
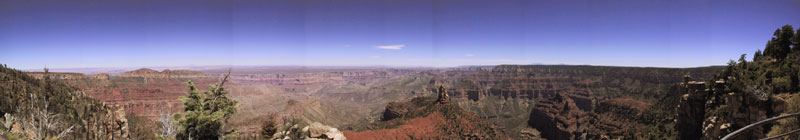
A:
[[3, 113, 15, 129], [158, 108, 177, 139], [24, 93, 75, 140]]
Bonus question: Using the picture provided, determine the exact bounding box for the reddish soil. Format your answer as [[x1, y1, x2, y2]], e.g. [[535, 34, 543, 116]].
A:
[[74, 77, 218, 118], [344, 97, 510, 140], [343, 112, 446, 140]]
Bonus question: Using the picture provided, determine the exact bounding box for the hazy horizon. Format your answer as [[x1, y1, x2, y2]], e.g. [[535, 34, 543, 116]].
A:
[[16, 63, 733, 76], [2, 0, 800, 69]]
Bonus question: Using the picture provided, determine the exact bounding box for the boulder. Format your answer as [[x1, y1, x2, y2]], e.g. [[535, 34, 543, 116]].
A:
[[302, 122, 346, 140]]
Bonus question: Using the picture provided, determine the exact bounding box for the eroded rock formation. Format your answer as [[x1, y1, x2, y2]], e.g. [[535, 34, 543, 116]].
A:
[[381, 102, 412, 121], [90, 73, 110, 80], [676, 76, 708, 140], [528, 93, 592, 140], [436, 85, 450, 103], [676, 75, 787, 140]]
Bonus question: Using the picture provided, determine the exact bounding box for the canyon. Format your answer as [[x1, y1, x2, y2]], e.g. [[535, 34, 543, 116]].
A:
[[22, 65, 726, 139]]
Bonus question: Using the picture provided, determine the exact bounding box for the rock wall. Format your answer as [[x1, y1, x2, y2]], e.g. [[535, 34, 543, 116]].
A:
[[528, 93, 592, 140], [676, 76, 708, 140], [438, 65, 722, 139], [675, 75, 786, 140], [528, 93, 630, 140]]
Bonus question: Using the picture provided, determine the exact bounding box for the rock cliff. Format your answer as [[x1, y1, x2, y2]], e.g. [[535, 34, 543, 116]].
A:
[[676, 76, 708, 140], [528, 93, 591, 140], [675, 76, 786, 140], [436, 65, 721, 139]]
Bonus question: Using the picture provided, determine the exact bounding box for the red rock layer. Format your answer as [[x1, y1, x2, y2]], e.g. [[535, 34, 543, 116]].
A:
[[344, 97, 510, 139]]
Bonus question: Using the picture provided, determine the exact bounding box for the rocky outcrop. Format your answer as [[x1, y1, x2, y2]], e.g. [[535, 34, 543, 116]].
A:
[[381, 86, 451, 121], [528, 93, 592, 140], [704, 88, 781, 140], [436, 85, 450, 103], [527, 92, 634, 140], [676, 75, 786, 140], [676, 76, 708, 140], [381, 102, 412, 121], [90, 73, 110, 80], [302, 122, 347, 140]]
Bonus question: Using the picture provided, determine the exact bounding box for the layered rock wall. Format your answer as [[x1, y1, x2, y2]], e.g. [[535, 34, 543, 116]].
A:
[[676, 76, 786, 140], [676, 76, 708, 140], [528, 93, 592, 140]]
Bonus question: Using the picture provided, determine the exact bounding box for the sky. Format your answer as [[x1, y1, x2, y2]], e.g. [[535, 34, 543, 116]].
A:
[[1, 0, 799, 69]]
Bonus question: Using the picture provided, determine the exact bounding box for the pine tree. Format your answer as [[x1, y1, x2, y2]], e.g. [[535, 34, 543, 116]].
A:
[[738, 54, 747, 70], [794, 29, 800, 49], [174, 71, 238, 140], [754, 49, 763, 61], [762, 25, 795, 60]]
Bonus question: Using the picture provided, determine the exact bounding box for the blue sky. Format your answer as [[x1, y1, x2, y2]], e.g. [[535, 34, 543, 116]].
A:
[[1, 0, 799, 69]]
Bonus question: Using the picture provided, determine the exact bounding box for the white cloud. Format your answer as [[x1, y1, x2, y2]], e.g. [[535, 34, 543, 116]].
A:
[[376, 45, 405, 50], [465, 53, 475, 57]]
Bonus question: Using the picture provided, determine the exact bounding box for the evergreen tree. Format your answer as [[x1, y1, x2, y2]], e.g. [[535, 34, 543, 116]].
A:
[[754, 49, 763, 61], [738, 54, 748, 70], [174, 72, 238, 140], [794, 29, 800, 49], [779, 25, 794, 51], [763, 25, 794, 59], [765, 39, 778, 59]]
